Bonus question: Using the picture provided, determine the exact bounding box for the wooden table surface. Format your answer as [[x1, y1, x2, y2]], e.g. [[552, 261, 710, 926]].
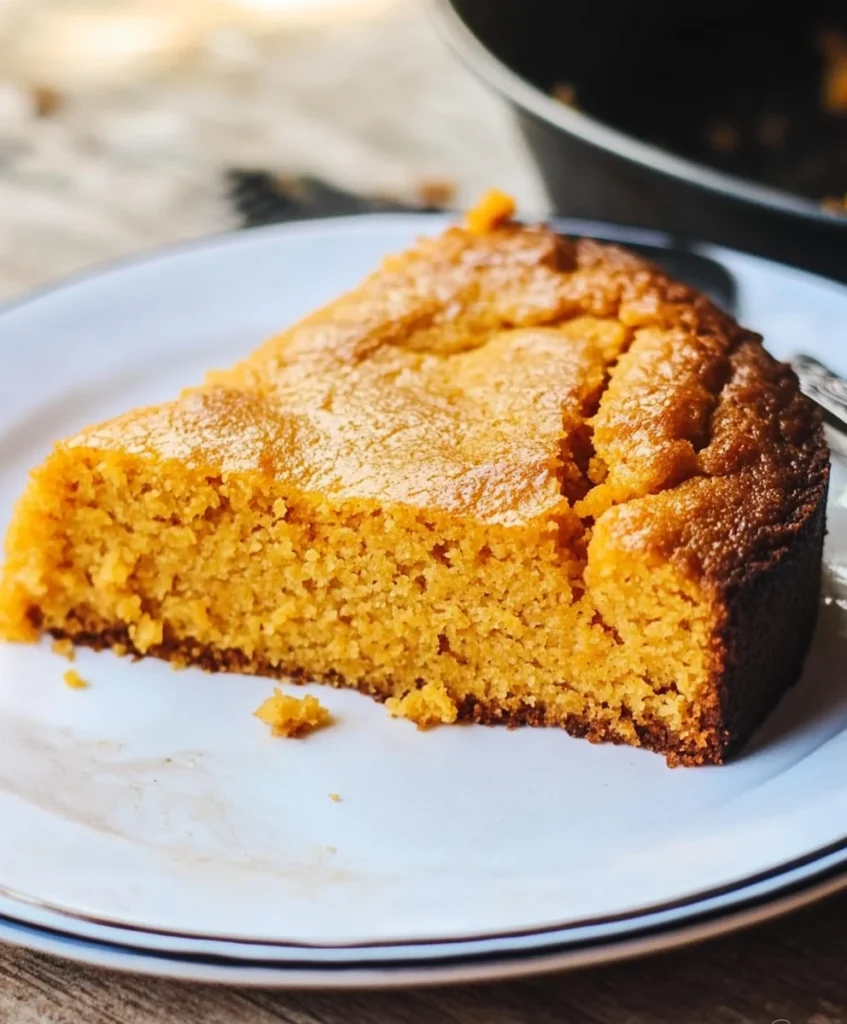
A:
[[0, 2, 845, 1021], [2, 889, 847, 1023]]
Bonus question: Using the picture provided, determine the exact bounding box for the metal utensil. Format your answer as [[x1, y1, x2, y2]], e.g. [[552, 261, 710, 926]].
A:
[[791, 355, 847, 450]]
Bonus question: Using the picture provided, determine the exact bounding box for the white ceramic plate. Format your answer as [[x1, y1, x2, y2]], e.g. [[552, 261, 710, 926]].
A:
[[0, 216, 846, 979]]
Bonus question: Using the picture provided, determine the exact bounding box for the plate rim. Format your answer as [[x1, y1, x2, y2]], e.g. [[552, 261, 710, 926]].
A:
[[2, 862, 846, 987], [3, 825, 847, 953], [3, 839, 847, 965]]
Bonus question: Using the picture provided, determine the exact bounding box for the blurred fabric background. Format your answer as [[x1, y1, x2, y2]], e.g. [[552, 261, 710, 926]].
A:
[[0, 0, 544, 298]]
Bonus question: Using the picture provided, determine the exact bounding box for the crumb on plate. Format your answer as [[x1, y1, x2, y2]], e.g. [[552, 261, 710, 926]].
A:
[[63, 669, 88, 690], [329, 792, 341, 803], [385, 680, 458, 729], [254, 689, 331, 737], [51, 637, 76, 661]]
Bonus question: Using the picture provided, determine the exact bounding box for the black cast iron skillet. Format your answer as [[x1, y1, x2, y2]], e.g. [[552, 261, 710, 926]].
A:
[[431, 0, 847, 282]]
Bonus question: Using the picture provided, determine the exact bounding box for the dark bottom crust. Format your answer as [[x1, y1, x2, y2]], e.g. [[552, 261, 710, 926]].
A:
[[48, 619, 700, 766]]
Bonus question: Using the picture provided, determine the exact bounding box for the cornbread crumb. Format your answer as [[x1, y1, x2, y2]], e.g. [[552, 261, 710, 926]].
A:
[[51, 637, 75, 661], [552, 82, 578, 108], [464, 188, 516, 234], [63, 669, 88, 690], [386, 681, 459, 729], [329, 792, 341, 803], [254, 689, 331, 738], [820, 29, 847, 113]]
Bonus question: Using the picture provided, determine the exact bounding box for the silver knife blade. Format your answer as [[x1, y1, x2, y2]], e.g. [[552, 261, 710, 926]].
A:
[[790, 355, 847, 431], [790, 354, 847, 458]]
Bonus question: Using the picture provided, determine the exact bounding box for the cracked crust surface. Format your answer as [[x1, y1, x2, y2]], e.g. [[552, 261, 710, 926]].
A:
[[0, 197, 830, 765], [63, 220, 824, 550]]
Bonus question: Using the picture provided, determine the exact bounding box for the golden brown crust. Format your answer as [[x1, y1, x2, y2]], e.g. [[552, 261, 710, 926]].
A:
[[63, 210, 826, 540], [585, 330, 828, 585], [69, 220, 826, 562]]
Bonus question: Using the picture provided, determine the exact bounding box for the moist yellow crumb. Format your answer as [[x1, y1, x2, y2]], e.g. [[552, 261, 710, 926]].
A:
[[63, 669, 88, 690], [254, 689, 331, 738], [329, 793, 341, 803], [51, 637, 75, 661], [464, 188, 516, 233], [386, 681, 459, 729]]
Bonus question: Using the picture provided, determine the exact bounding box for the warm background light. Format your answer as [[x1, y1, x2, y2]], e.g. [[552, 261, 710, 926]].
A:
[[0, 0, 544, 298], [0, 0, 396, 87]]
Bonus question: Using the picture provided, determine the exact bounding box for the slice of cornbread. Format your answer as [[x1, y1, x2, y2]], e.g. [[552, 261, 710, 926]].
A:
[[0, 195, 828, 764]]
